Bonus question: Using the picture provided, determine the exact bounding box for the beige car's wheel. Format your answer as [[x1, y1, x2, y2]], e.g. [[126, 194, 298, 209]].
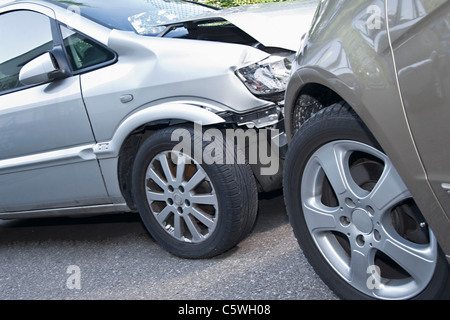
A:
[[284, 103, 450, 299]]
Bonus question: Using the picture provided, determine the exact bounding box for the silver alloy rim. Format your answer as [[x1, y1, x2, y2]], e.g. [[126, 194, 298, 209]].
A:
[[301, 140, 438, 300], [145, 151, 219, 243]]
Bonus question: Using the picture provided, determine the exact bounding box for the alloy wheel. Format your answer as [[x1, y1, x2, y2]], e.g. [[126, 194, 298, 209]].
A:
[[301, 140, 438, 299], [145, 151, 219, 244]]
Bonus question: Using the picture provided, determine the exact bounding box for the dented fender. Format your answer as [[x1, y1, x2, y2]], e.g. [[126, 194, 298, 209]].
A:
[[94, 102, 225, 159]]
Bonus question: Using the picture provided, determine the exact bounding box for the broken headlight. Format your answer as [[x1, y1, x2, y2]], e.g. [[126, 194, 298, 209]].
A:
[[236, 53, 295, 100]]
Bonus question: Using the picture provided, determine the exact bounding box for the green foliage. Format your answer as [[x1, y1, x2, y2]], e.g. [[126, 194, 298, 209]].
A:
[[193, 0, 292, 9]]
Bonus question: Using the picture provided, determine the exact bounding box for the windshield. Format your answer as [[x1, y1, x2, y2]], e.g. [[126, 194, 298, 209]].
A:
[[47, 0, 216, 36]]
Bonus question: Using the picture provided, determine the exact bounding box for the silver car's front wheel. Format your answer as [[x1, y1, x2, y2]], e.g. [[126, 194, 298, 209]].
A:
[[132, 126, 258, 259], [284, 103, 449, 300], [145, 150, 219, 244]]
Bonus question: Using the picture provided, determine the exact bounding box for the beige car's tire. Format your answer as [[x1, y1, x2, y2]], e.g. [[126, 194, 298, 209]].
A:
[[284, 103, 450, 299]]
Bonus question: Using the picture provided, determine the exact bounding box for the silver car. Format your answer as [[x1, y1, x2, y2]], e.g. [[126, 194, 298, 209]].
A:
[[0, 0, 317, 258], [284, 0, 450, 299]]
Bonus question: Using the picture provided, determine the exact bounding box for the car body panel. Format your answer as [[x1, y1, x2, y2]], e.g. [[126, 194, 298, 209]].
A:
[[94, 102, 227, 160], [390, 0, 450, 218], [390, 0, 450, 259], [0, 67, 111, 212], [81, 29, 271, 142], [285, 0, 450, 262]]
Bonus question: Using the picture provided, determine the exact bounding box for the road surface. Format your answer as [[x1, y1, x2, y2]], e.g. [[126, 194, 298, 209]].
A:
[[0, 190, 337, 300]]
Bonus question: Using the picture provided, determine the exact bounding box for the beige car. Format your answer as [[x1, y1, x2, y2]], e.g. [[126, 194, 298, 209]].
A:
[[283, 0, 450, 299]]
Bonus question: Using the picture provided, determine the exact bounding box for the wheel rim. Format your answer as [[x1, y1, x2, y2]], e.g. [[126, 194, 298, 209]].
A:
[[145, 150, 219, 244], [301, 140, 438, 300]]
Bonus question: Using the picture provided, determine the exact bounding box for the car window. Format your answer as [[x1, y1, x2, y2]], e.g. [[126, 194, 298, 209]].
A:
[[0, 10, 53, 93], [60, 25, 115, 71]]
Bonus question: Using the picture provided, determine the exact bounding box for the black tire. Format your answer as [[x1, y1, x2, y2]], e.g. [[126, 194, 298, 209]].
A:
[[283, 103, 450, 299], [132, 125, 258, 259]]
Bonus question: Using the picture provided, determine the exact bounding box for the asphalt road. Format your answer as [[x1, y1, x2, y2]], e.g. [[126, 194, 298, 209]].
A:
[[0, 190, 337, 300]]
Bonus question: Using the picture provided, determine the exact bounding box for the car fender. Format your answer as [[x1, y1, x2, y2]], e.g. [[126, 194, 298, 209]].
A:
[[284, 65, 360, 141], [94, 101, 225, 159]]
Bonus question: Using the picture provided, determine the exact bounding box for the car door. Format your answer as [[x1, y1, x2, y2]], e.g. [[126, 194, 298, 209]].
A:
[[0, 9, 111, 213], [389, 0, 450, 219]]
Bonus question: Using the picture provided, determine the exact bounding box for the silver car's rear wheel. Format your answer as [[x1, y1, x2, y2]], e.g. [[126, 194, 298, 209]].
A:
[[145, 150, 219, 243], [284, 103, 449, 300]]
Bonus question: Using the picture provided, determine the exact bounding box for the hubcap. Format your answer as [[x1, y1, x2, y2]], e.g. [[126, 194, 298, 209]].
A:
[[352, 208, 373, 234], [301, 140, 438, 300], [145, 151, 219, 243], [173, 193, 183, 206]]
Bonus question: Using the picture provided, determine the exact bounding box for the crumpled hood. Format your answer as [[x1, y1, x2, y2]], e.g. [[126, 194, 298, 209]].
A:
[[164, 0, 319, 52]]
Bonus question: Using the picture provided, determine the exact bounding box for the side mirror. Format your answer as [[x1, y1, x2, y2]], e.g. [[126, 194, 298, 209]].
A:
[[19, 52, 64, 86]]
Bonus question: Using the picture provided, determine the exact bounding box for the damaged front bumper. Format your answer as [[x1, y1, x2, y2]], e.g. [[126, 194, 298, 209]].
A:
[[219, 105, 287, 192]]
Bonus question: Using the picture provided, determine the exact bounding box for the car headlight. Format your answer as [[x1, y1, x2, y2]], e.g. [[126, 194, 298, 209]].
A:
[[236, 53, 295, 100]]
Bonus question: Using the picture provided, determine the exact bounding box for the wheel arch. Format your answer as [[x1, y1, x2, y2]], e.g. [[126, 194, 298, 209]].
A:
[[285, 67, 363, 141], [97, 102, 226, 210]]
